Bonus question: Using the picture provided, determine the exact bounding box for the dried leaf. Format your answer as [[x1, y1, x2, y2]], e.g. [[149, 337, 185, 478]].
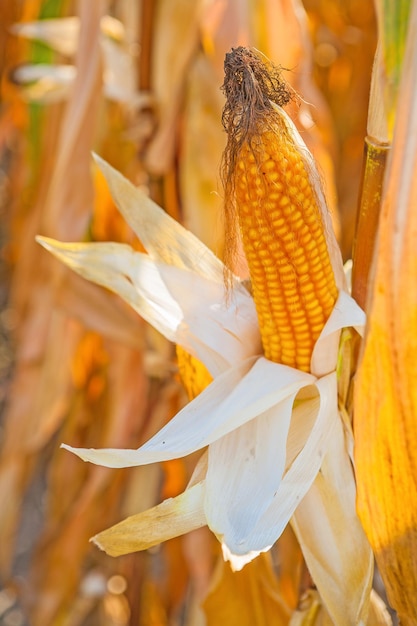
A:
[[0, 312, 82, 574], [288, 589, 330, 626], [289, 589, 392, 625], [180, 52, 226, 255], [145, 0, 201, 174], [355, 2, 417, 622], [203, 553, 291, 626], [27, 340, 149, 625]]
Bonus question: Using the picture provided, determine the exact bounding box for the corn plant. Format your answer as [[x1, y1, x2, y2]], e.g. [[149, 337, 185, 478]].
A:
[[0, 0, 416, 625]]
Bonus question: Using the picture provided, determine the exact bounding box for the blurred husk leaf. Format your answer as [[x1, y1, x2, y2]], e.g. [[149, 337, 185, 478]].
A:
[[354, 0, 417, 623]]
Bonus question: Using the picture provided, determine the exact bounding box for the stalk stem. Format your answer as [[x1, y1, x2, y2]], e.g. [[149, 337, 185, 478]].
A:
[[352, 137, 390, 310]]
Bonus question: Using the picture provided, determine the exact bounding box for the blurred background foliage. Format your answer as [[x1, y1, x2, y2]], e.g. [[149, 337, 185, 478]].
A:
[[0, 0, 377, 624]]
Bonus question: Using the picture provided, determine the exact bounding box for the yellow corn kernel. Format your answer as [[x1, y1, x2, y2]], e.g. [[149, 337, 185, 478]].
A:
[[234, 121, 338, 371], [176, 345, 213, 401]]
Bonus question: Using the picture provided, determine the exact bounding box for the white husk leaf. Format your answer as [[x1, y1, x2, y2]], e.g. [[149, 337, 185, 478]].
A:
[[311, 290, 365, 376], [205, 394, 297, 549], [36, 236, 260, 376], [61, 357, 314, 468], [291, 414, 374, 626], [220, 373, 337, 562]]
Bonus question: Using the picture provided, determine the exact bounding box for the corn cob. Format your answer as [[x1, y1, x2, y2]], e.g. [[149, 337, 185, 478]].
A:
[[176, 345, 213, 400], [222, 48, 338, 371]]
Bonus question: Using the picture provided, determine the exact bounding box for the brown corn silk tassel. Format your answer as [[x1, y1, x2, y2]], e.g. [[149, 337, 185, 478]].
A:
[[221, 47, 338, 372]]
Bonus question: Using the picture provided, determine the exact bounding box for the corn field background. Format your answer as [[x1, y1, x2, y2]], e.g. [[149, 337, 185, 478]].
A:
[[0, 0, 416, 625]]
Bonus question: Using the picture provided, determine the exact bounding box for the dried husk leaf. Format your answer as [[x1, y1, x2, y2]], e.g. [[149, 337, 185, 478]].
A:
[[291, 415, 373, 626], [355, 2, 417, 623], [60, 357, 314, 470], [92, 482, 206, 556], [289, 589, 392, 626], [288, 589, 330, 626]]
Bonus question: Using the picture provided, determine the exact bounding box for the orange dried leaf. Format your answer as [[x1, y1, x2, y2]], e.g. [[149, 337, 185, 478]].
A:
[[28, 343, 149, 624], [145, 0, 201, 175], [70, 331, 108, 390], [203, 553, 291, 626]]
